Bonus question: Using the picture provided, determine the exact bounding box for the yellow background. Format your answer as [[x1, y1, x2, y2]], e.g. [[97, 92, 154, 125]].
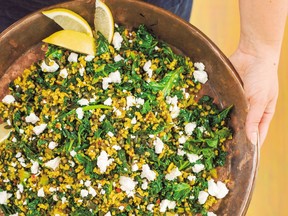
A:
[[191, 1, 288, 215]]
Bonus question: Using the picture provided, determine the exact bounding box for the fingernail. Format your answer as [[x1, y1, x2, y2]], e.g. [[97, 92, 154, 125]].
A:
[[250, 132, 258, 146]]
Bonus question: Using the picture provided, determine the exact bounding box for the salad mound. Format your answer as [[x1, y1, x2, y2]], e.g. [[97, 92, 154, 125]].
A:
[[0, 25, 232, 216]]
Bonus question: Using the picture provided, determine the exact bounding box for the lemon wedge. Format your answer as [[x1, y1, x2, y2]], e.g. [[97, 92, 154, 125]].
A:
[[0, 123, 11, 144], [94, 0, 114, 43], [43, 30, 96, 55], [42, 8, 93, 37]]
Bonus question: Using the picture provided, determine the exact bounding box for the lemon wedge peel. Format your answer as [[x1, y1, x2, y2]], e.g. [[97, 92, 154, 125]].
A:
[[42, 8, 93, 37], [43, 30, 96, 56], [94, 0, 114, 43], [0, 123, 11, 144]]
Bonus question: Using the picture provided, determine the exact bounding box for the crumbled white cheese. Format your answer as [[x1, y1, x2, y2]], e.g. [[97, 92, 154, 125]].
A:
[[33, 124, 47, 135], [131, 163, 139, 172], [178, 135, 187, 144], [126, 96, 144, 110], [25, 113, 39, 124], [186, 153, 202, 163], [113, 107, 122, 117], [165, 167, 182, 181], [131, 117, 137, 125], [193, 70, 208, 84], [159, 199, 176, 213], [119, 176, 137, 197], [100, 189, 106, 195], [88, 187, 97, 197], [17, 184, 24, 193], [44, 157, 61, 170], [207, 212, 217, 216], [70, 150, 77, 157], [48, 141, 58, 150], [192, 163, 205, 173], [104, 97, 113, 106], [12, 137, 17, 143], [104, 211, 112, 216], [166, 96, 180, 118], [99, 114, 106, 122], [177, 149, 186, 156], [97, 150, 114, 173], [187, 175, 196, 182], [79, 67, 85, 76], [198, 191, 209, 204], [80, 189, 89, 198], [141, 164, 156, 181], [76, 108, 84, 119], [147, 204, 154, 212], [16, 190, 21, 199], [2, 95, 15, 104], [59, 68, 68, 78], [107, 131, 114, 137], [208, 179, 229, 199], [185, 122, 197, 135], [15, 152, 22, 158], [112, 145, 122, 151], [114, 54, 124, 62], [112, 32, 123, 50], [155, 46, 160, 51], [49, 187, 57, 193], [102, 71, 122, 90], [31, 160, 39, 174], [85, 55, 95, 62], [109, 70, 121, 83], [141, 179, 148, 190], [61, 197, 67, 204], [78, 98, 89, 106], [41, 60, 59, 72], [153, 137, 164, 154], [143, 60, 153, 78], [102, 77, 111, 90], [194, 62, 205, 71], [68, 52, 78, 63], [69, 160, 75, 167], [0, 191, 12, 205], [37, 187, 45, 197]]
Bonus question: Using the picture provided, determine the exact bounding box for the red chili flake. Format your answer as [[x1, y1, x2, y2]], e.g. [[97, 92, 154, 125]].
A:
[[156, 199, 161, 204], [115, 188, 121, 193]]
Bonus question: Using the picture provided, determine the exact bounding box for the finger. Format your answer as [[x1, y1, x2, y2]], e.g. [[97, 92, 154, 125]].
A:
[[258, 101, 277, 146], [245, 100, 266, 146]]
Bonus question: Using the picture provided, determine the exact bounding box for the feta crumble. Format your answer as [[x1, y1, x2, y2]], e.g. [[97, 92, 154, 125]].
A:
[[44, 157, 61, 170], [25, 113, 40, 124], [186, 153, 202, 163], [80, 189, 89, 198], [194, 62, 205, 71], [114, 54, 124, 62], [85, 55, 95, 62], [141, 164, 156, 181], [2, 95, 15, 104], [159, 199, 176, 213], [31, 160, 39, 174], [185, 122, 197, 135], [104, 97, 113, 106], [153, 137, 164, 154], [192, 164, 205, 173], [68, 52, 78, 63], [59, 68, 68, 78], [97, 150, 114, 173], [208, 212, 217, 216], [48, 141, 58, 150], [37, 187, 45, 197], [41, 60, 59, 72], [198, 191, 209, 204], [165, 167, 182, 181], [78, 98, 90, 106], [143, 60, 153, 78], [76, 108, 84, 119], [193, 70, 208, 84], [208, 179, 229, 199], [33, 124, 47, 135], [0, 191, 12, 205], [112, 32, 123, 50], [119, 176, 137, 197]]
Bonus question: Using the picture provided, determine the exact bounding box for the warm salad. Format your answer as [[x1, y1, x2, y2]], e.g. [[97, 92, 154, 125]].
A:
[[0, 24, 232, 216]]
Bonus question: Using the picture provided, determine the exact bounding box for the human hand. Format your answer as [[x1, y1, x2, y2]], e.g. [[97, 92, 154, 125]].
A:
[[229, 47, 279, 147]]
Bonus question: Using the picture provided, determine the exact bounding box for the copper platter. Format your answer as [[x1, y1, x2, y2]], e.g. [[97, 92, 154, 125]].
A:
[[0, 0, 258, 215]]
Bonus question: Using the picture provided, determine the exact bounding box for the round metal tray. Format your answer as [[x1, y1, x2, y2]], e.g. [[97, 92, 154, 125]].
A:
[[0, 0, 258, 215]]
